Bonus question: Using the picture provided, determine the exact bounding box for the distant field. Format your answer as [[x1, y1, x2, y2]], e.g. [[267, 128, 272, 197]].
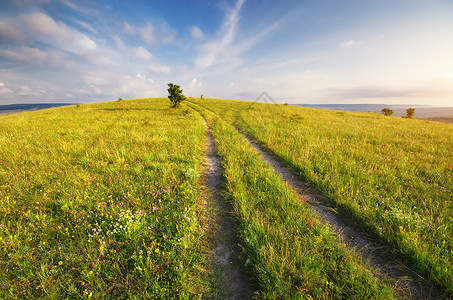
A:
[[422, 117, 453, 124], [0, 103, 76, 115], [295, 104, 453, 120]]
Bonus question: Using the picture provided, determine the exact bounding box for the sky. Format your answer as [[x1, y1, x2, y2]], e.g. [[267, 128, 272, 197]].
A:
[[0, 0, 453, 106]]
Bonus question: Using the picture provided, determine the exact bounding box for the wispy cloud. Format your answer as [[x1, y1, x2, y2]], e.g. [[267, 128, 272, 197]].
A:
[[76, 72, 158, 99], [133, 46, 153, 61], [190, 26, 203, 40], [60, 0, 98, 17], [0, 19, 25, 43], [124, 21, 136, 35], [189, 77, 202, 88], [148, 64, 171, 75], [194, 0, 283, 73], [0, 47, 48, 65], [74, 20, 99, 35], [20, 11, 97, 54], [339, 40, 363, 49], [123, 22, 154, 44], [0, 82, 13, 99], [195, 0, 245, 69], [123, 21, 176, 46], [140, 23, 154, 45], [329, 85, 450, 99], [0, 46, 72, 68], [9, 0, 52, 8]]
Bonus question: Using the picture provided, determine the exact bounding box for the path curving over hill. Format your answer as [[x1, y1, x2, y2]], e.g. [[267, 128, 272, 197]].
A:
[[187, 100, 448, 298]]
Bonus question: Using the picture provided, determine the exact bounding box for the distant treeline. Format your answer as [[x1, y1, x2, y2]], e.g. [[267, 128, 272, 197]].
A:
[[295, 104, 453, 118], [294, 104, 426, 113], [0, 103, 76, 113]]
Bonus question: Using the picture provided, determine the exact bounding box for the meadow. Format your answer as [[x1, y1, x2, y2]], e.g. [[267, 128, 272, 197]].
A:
[[187, 102, 394, 299], [1, 97, 451, 298], [190, 98, 453, 295], [0, 99, 209, 298]]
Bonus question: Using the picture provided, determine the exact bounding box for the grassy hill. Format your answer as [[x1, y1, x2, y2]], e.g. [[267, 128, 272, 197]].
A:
[[1, 98, 451, 298], [190, 97, 453, 296], [0, 99, 208, 298]]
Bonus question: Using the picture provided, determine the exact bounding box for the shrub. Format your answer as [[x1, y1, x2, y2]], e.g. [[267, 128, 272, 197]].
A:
[[168, 83, 186, 107], [406, 107, 415, 118], [381, 108, 393, 116]]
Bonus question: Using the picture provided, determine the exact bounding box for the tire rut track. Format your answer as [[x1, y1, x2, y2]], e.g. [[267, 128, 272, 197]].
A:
[[202, 121, 254, 299], [240, 132, 444, 300]]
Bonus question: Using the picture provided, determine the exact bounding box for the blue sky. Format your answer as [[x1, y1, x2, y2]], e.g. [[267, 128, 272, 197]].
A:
[[0, 0, 452, 106]]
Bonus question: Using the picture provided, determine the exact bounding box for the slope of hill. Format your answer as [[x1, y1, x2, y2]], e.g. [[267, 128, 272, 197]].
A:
[[1, 98, 452, 298], [0, 99, 209, 298], [192, 97, 453, 296]]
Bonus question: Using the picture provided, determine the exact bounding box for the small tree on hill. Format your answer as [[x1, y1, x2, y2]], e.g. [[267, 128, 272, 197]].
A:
[[167, 83, 186, 107], [406, 107, 415, 118], [381, 108, 393, 116]]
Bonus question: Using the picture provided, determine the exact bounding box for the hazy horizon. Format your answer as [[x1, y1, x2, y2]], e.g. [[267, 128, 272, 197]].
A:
[[1, 0, 452, 106]]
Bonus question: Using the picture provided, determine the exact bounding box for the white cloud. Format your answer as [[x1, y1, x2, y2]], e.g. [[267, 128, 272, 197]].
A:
[[195, 0, 245, 69], [0, 19, 25, 43], [148, 64, 171, 74], [123, 20, 175, 46], [140, 23, 154, 45], [113, 36, 125, 49], [0, 82, 4, 87], [189, 78, 202, 88], [10, 0, 52, 8], [60, 0, 97, 17], [133, 46, 153, 61], [20, 11, 96, 54], [75, 20, 98, 35], [0, 47, 48, 65], [136, 73, 146, 79], [190, 26, 203, 40], [124, 22, 154, 44], [186, 77, 202, 95], [124, 21, 136, 35], [77, 73, 158, 99], [17, 85, 44, 96], [47, 50, 73, 68], [0, 85, 13, 98], [339, 40, 363, 48], [160, 22, 176, 44]]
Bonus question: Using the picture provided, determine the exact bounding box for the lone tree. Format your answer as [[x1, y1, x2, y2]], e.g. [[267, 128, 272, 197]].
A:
[[167, 83, 186, 107], [406, 107, 415, 118], [381, 108, 393, 116]]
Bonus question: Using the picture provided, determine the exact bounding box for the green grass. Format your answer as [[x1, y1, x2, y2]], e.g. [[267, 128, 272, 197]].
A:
[[187, 102, 394, 299], [191, 98, 453, 295], [2, 96, 450, 298], [0, 99, 209, 298]]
